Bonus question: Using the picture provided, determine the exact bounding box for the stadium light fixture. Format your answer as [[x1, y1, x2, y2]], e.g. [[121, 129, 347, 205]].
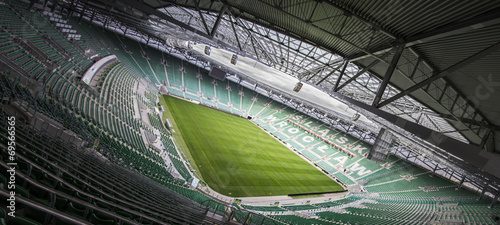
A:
[[204, 46, 211, 55], [351, 113, 361, 121], [293, 81, 303, 92], [230, 54, 238, 65]]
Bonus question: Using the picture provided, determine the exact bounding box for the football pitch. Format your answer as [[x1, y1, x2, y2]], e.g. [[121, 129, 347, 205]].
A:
[[161, 95, 344, 197]]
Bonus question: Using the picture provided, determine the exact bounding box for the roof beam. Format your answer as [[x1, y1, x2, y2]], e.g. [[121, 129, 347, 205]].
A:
[[195, 0, 211, 35], [315, 62, 344, 86], [377, 41, 500, 108], [322, 1, 396, 39], [406, 8, 500, 48], [329, 91, 489, 171], [244, 0, 392, 65], [427, 113, 500, 132], [113, 0, 213, 39], [305, 68, 324, 82], [333, 60, 349, 91], [236, 19, 279, 65], [233, 20, 337, 72], [229, 14, 243, 51], [249, 33, 261, 61], [349, 8, 500, 61], [335, 50, 393, 91], [479, 130, 493, 150], [298, 58, 344, 79], [408, 57, 423, 80], [373, 45, 404, 107], [210, 5, 226, 37]]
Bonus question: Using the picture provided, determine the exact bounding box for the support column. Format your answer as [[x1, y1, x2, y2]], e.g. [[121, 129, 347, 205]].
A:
[[479, 129, 492, 150], [29, 0, 36, 10], [458, 176, 466, 189], [243, 213, 251, 225], [222, 207, 234, 223], [478, 187, 487, 200], [78, 7, 85, 23], [433, 164, 439, 174], [490, 195, 498, 208]]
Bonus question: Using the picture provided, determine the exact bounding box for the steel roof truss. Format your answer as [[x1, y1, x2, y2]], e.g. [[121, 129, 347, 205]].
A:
[[378, 41, 500, 108], [252, 0, 392, 65], [210, 5, 226, 37], [373, 45, 404, 107], [335, 51, 393, 92], [195, 1, 211, 35], [348, 9, 500, 62], [228, 14, 243, 51]]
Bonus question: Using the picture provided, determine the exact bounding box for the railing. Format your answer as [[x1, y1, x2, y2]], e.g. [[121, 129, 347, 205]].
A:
[[0, 53, 30, 78], [201, 199, 279, 225]]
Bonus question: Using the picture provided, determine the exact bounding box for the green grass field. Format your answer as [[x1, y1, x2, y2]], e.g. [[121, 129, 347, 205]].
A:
[[161, 95, 343, 197]]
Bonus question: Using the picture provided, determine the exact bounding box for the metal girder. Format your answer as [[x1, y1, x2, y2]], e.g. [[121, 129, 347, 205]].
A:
[[349, 8, 500, 61], [237, 19, 278, 65], [372, 45, 404, 107], [241, 0, 393, 66], [78, 3, 87, 22], [249, 34, 261, 61], [437, 84, 449, 102], [250, 32, 320, 72], [195, 0, 211, 35], [229, 14, 243, 51], [479, 129, 493, 150], [330, 90, 490, 170], [335, 50, 393, 91], [408, 57, 423, 80], [424, 112, 500, 131], [403, 47, 490, 139], [79, 4, 149, 33], [305, 68, 324, 82], [210, 5, 226, 37], [315, 62, 344, 86], [450, 95, 460, 112], [333, 60, 349, 92], [322, 1, 395, 39], [490, 133, 496, 153], [115, 0, 213, 39], [213, 8, 344, 73], [378, 41, 500, 108], [298, 58, 344, 78]]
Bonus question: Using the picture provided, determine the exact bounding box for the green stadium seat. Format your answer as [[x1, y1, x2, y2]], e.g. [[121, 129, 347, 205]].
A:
[[90, 212, 117, 225], [30, 179, 53, 199], [24, 199, 51, 223], [53, 213, 87, 225], [5, 216, 42, 225], [14, 185, 30, 199], [0, 174, 6, 190], [67, 202, 88, 218], [0, 208, 6, 225]]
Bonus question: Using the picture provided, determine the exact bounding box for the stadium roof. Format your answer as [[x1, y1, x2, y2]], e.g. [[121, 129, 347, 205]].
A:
[[60, 0, 500, 170]]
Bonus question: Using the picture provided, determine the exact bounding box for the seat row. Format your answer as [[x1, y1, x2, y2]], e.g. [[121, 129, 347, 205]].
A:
[[0, 111, 213, 224]]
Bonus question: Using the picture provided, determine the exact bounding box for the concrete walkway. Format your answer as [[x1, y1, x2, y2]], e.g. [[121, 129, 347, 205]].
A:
[[236, 191, 349, 206]]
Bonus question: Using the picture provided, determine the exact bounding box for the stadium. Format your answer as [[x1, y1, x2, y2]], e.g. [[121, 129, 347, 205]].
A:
[[1, 0, 500, 224]]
